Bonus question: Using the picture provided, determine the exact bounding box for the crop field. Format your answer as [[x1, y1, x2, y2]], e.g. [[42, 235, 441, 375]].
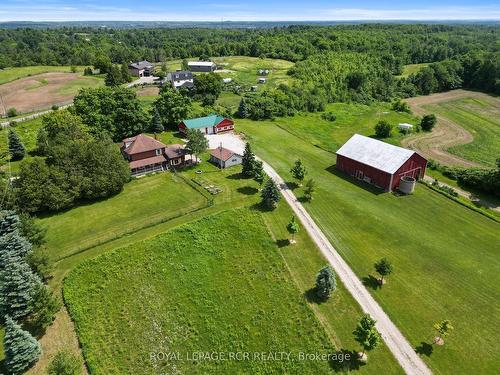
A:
[[37, 173, 207, 261], [64, 208, 400, 374], [0, 72, 103, 116], [238, 118, 500, 374], [423, 96, 500, 167], [0, 66, 87, 85]]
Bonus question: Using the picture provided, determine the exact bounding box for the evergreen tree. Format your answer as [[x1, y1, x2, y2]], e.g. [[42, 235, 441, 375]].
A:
[[261, 179, 280, 210], [237, 98, 248, 118], [4, 316, 42, 374], [253, 160, 265, 187], [27, 283, 61, 335], [353, 314, 381, 360], [8, 129, 26, 161], [242, 143, 256, 177], [0, 255, 41, 319], [290, 159, 307, 185], [0, 210, 21, 236], [315, 265, 336, 300], [0, 231, 32, 271], [150, 108, 164, 135], [421, 114, 437, 131]]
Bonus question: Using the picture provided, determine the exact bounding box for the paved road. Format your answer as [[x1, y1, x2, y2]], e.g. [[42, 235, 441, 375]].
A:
[[205, 132, 432, 375]]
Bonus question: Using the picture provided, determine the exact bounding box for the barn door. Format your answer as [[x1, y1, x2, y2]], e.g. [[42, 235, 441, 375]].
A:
[[356, 170, 364, 179]]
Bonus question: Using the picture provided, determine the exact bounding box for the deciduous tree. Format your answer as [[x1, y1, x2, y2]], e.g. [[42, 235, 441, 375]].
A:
[[374, 258, 393, 285], [421, 114, 437, 131], [290, 159, 307, 185], [287, 216, 299, 244], [186, 129, 208, 164], [153, 88, 191, 130], [353, 314, 381, 361]]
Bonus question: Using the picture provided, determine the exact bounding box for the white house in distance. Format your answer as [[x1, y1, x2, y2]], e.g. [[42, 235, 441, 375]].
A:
[[128, 61, 154, 77], [188, 61, 217, 72], [210, 146, 243, 169], [166, 71, 194, 89]]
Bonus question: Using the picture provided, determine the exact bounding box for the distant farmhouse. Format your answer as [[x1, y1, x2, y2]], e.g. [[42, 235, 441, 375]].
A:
[[258, 69, 270, 75], [128, 61, 154, 77], [179, 114, 234, 135], [210, 147, 243, 169], [166, 71, 194, 89], [188, 61, 217, 72], [121, 134, 189, 176], [335, 134, 427, 192]]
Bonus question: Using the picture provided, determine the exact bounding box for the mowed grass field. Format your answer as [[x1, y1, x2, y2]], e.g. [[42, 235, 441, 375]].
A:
[[396, 63, 429, 78], [0, 66, 87, 85], [37, 173, 207, 261], [254, 102, 419, 152], [64, 208, 401, 374], [238, 119, 500, 374], [423, 96, 500, 167]]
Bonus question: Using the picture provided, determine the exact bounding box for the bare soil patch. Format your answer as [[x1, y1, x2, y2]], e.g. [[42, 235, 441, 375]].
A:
[[135, 85, 159, 97], [0, 72, 96, 116], [402, 90, 498, 167]]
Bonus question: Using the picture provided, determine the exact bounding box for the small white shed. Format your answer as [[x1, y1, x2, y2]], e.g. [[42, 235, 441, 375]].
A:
[[398, 123, 413, 131]]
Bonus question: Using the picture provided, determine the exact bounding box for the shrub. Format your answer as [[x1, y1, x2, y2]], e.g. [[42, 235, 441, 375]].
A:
[[7, 108, 18, 118], [374, 120, 392, 138], [70, 66, 77, 73], [391, 100, 411, 113], [321, 112, 337, 121], [421, 114, 437, 131], [51, 104, 59, 111], [48, 351, 81, 375]]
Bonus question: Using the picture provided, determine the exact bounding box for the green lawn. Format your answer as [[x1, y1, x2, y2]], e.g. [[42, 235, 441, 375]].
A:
[[37, 173, 208, 260], [238, 118, 500, 374], [54, 75, 103, 96], [251, 102, 419, 153], [423, 97, 500, 167], [64, 208, 400, 374], [0, 66, 86, 85], [396, 63, 429, 78]]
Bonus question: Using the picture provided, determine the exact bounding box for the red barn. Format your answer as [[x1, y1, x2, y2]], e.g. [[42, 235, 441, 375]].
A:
[[179, 114, 234, 135], [335, 134, 427, 192]]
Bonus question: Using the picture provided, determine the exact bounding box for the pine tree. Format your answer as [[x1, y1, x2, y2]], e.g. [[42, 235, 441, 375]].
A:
[[290, 159, 307, 185], [4, 316, 42, 374], [0, 231, 33, 271], [253, 160, 265, 187], [237, 98, 248, 118], [261, 179, 280, 210], [0, 255, 41, 319], [27, 283, 61, 334], [150, 108, 164, 135], [8, 129, 26, 161], [316, 265, 336, 300], [0, 210, 21, 236], [242, 143, 256, 177]]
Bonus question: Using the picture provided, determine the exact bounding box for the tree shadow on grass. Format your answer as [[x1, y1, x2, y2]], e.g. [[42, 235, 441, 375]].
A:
[[304, 287, 328, 305], [362, 275, 382, 290], [415, 342, 434, 357], [249, 201, 275, 213], [325, 165, 385, 196], [276, 239, 290, 248], [237, 186, 258, 195], [286, 181, 299, 190], [329, 349, 366, 372], [227, 172, 246, 180]]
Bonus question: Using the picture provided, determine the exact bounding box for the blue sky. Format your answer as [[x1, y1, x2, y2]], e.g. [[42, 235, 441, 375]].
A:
[[1, 0, 500, 21]]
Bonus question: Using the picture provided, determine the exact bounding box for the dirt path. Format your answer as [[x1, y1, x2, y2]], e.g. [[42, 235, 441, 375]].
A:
[[402, 90, 494, 167], [262, 161, 432, 375]]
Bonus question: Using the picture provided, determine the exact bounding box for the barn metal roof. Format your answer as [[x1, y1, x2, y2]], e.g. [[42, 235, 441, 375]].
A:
[[188, 61, 216, 67], [336, 134, 416, 174]]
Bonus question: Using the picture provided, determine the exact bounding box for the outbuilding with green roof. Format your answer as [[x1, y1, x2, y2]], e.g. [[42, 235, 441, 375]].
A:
[[179, 114, 234, 135]]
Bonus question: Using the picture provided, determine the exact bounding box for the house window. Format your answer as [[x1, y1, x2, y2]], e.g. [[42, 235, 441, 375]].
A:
[[232, 159, 237, 162], [156, 149, 162, 156]]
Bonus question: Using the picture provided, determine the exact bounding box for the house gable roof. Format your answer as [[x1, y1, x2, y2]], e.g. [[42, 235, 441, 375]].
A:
[[210, 147, 241, 162], [164, 144, 189, 159], [122, 134, 166, 155], [336, 134, 417, 174], [129, 61, 154, 70], [167, 71, 193, 81], [181, 114, 226, 130]]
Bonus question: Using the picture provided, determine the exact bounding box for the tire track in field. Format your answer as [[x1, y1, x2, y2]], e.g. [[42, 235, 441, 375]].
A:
[[402, 90, 497, 168]]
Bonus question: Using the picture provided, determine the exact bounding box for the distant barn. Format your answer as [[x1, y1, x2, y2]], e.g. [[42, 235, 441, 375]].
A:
[[188, 61, 217, 72], [335, 134, 427, 192]]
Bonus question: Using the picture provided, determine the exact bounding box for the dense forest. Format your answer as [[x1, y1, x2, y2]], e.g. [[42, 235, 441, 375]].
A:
[[0, 24, 498, 67]]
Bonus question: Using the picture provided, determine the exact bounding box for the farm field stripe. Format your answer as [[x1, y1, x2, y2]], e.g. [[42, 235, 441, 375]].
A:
[[261, 159, 432, 375]]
